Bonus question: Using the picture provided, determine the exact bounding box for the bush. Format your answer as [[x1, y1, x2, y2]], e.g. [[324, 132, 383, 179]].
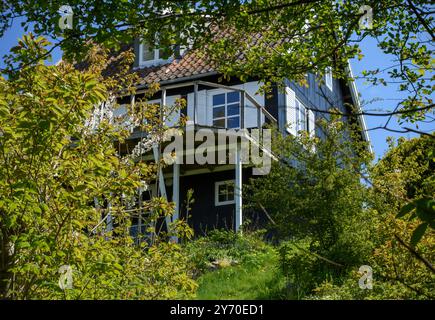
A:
[[278, 241, 318, 299], [276, 237, 372, 299], [308, 270, 431, 300]]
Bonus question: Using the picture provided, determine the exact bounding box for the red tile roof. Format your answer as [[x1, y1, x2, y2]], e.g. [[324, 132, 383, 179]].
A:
[[134, 49, 216, 85], [76, 43, 217, 86]]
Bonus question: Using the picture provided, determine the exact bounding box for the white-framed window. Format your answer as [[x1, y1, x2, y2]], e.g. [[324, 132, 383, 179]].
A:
[[308, 109, 316, 138], [325, 67, 333, 91], [139, 41, 172, 67], [215, 180, 235, 206], [212, 91, 241, 129], [295, 98, 307, 132]]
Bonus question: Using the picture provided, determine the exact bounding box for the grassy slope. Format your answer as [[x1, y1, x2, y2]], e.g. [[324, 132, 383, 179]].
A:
[[195, 248, 288, 300]]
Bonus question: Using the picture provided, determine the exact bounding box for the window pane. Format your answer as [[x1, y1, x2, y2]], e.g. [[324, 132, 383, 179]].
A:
[[226, 183, 234, 200], [227, 190, 234, 201], [218, 184, 226, 195], [213, 106, 225, 118], [142, 44, 154, 61], [216, 181, 235, 204], [227, 116, 240, 129], [227, 91, 239, 103], [213, 118, 225, 128], [213, 94, 225, 106], [227, 103, 240, 116]]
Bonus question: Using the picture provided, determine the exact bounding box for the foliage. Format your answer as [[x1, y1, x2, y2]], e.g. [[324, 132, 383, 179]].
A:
[[397, 197, 435, 246], [0, 35, 196, 299], [309, 213, 434, 300], [247, 117, 376, 297], [1, 1, 433, 124], [0, 1, 433, 300], [277, 241, 319, 299], [306, 271, 414, 300], [249, 118, 373, 260], [305, 135, 435, 300], [365, 136, 435, 299], [373, 136, 435, 246]]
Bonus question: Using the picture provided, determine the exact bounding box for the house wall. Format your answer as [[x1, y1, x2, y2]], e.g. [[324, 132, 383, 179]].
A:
[[280, 74, 348, 140], [177, 168, 258, 236], [113, 80, 268, 130]]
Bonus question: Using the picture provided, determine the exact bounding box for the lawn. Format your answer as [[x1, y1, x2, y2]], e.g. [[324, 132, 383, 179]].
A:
[[195, 248, 288, 300]]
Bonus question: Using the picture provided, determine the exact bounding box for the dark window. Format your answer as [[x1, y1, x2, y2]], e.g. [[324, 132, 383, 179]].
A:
[[215, 181, 235, 205], [212, 92, 240, 129]]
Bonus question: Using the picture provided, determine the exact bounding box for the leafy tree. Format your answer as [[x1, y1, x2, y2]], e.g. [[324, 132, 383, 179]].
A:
[[310, 136, 434, 300], [0, 35, 196, 299], [1, 1, 433, 131], [373, 136, 434, 245], [247, 117, 374, 290], [368, 136, 434, 298]]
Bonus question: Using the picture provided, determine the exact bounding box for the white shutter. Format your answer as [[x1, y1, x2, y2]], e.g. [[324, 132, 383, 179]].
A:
[[285, 86, 297, 135], [243, 82, 265, 128], [308, 109, 315, 138], [195, 90, 207, 126], [187, 90, 206, 126], [187, 92, 194, 122]]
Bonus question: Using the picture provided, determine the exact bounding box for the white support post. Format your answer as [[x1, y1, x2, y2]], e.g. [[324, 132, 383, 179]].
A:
[[171, 163, 180, 243], [240, 91, 245, 129], [161, 87, 166, 125], [152, 145, 172, 231], [193, 82, 198, 125], [235, 142, 243, 232]]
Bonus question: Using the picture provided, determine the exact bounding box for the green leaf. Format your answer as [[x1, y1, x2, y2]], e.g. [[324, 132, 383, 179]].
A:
[[410, 223, 428, 247], [113, 263, 123, 271], [16, 241, 31, 249], [397, 202, 415, 218]]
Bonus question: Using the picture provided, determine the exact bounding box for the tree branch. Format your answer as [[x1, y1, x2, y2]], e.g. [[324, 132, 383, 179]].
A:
[[406, 0, 435, 41], [394, 234, 435, 273]]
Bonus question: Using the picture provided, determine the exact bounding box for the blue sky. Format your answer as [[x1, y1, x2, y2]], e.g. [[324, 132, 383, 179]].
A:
[[0, 17, 432, 162], [350, 37, 434, 161]]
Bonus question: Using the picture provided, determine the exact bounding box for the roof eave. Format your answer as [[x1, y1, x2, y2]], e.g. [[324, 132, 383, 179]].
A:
[[346, 61, 373, 154], [135, 71, 219, 90]]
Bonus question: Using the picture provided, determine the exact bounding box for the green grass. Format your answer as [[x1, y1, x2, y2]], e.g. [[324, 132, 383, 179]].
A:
[[195, 248, 288, 300]]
